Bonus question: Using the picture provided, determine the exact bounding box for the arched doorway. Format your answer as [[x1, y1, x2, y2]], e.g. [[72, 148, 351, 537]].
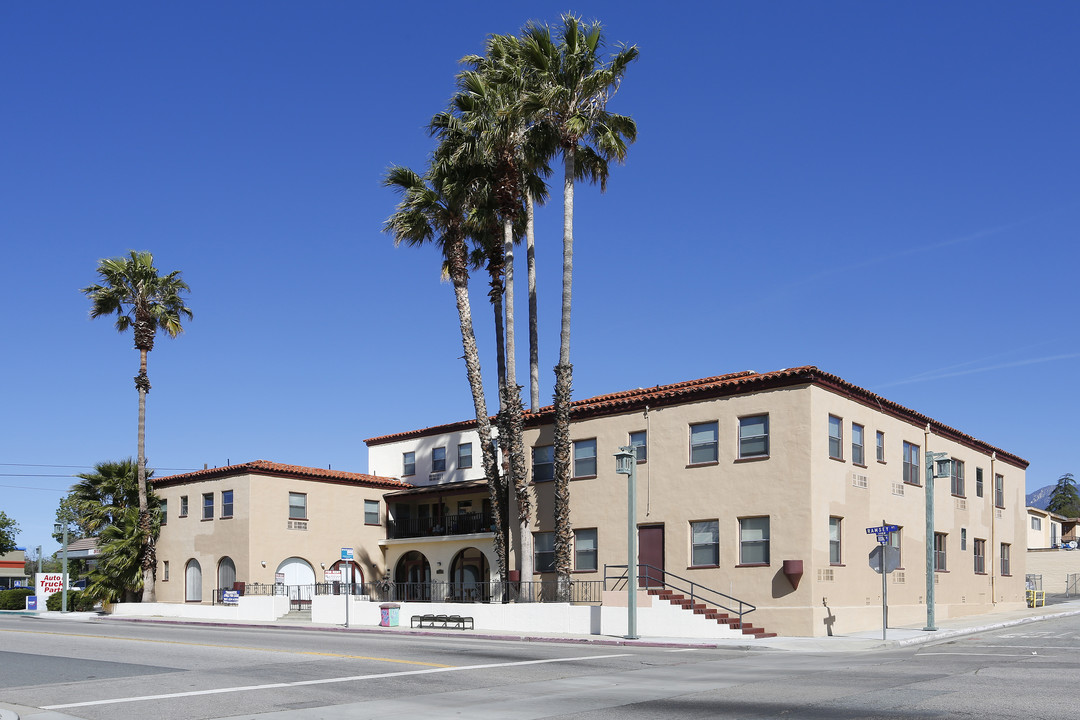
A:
[[449, 547, 490, 602], [276, 557, 316, 608], [394, 551, 430, 601], [217, 557, 236, 593], [185, 559, 202, 602], [329, 559, 364, 593]]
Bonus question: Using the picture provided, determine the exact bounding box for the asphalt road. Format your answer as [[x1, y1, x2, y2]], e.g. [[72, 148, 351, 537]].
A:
[[1, 614, 1077, 719]]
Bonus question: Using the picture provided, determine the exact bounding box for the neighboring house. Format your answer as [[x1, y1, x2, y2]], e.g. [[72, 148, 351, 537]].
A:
[[1026, 507, 1067, 549], [1025, 506, 1080, 593], [0, 547, 29, 589], [152, 461, 407, 604], [366, 365, 1029, 637]]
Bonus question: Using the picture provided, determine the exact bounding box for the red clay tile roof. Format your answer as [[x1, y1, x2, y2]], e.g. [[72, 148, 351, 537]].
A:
[[365, 366, 1028, 469], [152, 460, 410, 489]]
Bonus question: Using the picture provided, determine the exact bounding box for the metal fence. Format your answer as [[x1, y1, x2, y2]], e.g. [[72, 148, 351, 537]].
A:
[[1067, 573, 1080, 598], [1025, 574, 1043, 591], [212, 580, 603, 606]]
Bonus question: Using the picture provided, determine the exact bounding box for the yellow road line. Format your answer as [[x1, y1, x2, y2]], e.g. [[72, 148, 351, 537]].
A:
[[0, 627, 452, 667]]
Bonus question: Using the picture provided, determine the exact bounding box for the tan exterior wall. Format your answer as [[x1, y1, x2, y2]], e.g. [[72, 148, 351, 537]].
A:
[[1026, 549, 1080, 593], [155, 472, 391, 603]]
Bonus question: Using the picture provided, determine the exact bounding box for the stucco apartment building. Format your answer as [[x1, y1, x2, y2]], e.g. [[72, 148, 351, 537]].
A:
[[366, 366, 1029, 637], [151, 461, 407, 604]]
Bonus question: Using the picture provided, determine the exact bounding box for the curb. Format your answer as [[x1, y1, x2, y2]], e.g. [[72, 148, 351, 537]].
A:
[[886, 607, 1080, 649]]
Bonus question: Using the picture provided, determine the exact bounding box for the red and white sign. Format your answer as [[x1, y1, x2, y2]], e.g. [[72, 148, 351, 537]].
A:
[[324, 570, 342, 583], [36, 573, 65, 597]]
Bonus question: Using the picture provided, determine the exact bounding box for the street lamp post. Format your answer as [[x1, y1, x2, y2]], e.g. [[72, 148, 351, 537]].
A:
[[614, 446, 639, 640], [924, 451, 951, 632], [53, 522, 69, 613]]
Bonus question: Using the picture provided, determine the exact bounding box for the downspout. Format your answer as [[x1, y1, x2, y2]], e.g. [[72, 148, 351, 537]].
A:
[[991, 451, 997, 605], [644, 405, 651, 516]]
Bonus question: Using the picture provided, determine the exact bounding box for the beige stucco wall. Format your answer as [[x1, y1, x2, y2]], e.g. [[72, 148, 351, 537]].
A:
[[1026, 548, 1080, 593], [155, 472, 391, 603]]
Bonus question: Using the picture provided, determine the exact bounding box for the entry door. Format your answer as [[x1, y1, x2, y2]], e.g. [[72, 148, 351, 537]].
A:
[[638, 525, 665, 587]]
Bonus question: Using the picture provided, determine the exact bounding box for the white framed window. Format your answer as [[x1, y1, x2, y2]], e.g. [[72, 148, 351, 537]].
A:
[[202, 493, 214, 521], [976, 467, 984, 497], [573, 438, 597, 478], [995, 474, 1005, 508], [829, 517, 842, 565], [532, 445, 554, 482], [457, 442, 473, 469], [876, 431, 885, 463], [889, 527, 902, 568], [432, 446, 446, 473], [690, 520, 719, 567], [828, 415, 843, 459], [738, 415, 769, 458], [1031, 516, 1042, 531], [163, 560, 170, 581], [160, 499, 168, 526], [851, 424, 864, 465], [364, 500, 380, 525], [221, 490, 234, 518], [534, 532, 555, 573], [690, 422, 718, 464], [402, 452, 415, 477], [950, 459, 965, 497], [934, 532, 947, 572], [180, 495, 188, 517], [739, 517, 770, 565], [574, 528, 597, 571], [630, 431, 647, 463], [903, 441, 921, 485], [288, 492, 307, 520]]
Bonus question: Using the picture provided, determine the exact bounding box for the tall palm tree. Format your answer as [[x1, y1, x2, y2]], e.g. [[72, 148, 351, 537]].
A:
[[383, 160, 510, 584], [85, 505, 152, 604], [71, 459, 159, 537], [521, 15, 638, 598], [81, 251, 192, 602]]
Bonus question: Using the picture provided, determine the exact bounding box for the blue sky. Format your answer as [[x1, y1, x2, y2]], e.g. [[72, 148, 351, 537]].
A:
[[3, 1, 1077, 554]]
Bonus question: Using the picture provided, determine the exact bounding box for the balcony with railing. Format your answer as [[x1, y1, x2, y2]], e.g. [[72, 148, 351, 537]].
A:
[[386, 510, 495, 540]]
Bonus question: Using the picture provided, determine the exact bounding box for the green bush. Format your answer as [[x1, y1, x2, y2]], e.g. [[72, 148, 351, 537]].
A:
[[0, 587, 35, 610], [46, 590, 96, 611]]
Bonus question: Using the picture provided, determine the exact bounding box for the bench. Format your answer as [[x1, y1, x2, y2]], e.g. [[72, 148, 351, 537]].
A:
[[410, 614, 474, 630]]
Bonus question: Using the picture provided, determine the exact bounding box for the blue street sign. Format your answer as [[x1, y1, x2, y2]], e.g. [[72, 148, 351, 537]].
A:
[[865, 525, 900, 535]]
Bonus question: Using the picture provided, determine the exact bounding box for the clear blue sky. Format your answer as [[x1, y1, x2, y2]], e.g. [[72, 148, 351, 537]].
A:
[[3, 1, 1077, 554]]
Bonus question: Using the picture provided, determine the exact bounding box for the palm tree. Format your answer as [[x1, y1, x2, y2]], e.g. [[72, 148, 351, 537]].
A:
[[521, 15, 638, 598], [81, 251, 192, 602], [71, 459, 159, 537], [383, 160, 510, 584], [85, 505, 153, 604]]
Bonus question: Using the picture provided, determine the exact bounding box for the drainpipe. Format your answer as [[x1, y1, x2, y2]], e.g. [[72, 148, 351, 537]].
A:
[[990, 451, 997, 605]]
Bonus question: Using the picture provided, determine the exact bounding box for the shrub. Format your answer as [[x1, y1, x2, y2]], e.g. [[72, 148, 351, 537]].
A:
[[0, 587, 35, 610], [46, 590, 93, 611]]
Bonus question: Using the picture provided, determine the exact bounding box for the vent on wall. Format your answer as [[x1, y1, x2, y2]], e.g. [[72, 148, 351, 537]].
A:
[[287, 520, 308, 531], [955, 498, 967, 511], [996, 508, 1003, 519], [893, 571, 905, 584], [852, 473, 868, 489], [892, 483, 905, 497], [817, 568, 834, 582]]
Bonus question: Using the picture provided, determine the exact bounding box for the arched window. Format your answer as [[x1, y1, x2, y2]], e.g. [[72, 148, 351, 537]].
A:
[[185, 559, 202, 602], [449, 547, 490, 602], [329, 560, 364, 586], [217, 557, 236, 591], [394, 551, 431, 601]]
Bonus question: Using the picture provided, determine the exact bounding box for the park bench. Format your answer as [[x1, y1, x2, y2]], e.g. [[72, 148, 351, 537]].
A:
[[410, 613, 474, 630]]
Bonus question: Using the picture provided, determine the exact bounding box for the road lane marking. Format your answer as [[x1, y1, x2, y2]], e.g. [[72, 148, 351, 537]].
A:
[[0, 627, 450, 667], [918, 652, 1043, 657], [41, 653, 632, 710]]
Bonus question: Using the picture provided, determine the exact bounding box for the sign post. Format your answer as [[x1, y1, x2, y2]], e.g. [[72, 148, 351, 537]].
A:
[[867, 524, 900, 640], [340, 548, 355, 628]]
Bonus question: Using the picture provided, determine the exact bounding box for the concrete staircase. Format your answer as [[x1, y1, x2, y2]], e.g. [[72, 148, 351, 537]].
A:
[[646, 587, 776, 639]]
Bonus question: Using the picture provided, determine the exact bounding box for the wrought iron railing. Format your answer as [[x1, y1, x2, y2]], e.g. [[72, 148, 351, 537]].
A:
[[386, 511, 495, 539], [212, 580, 602, 605], [604, 564, 756, 621]]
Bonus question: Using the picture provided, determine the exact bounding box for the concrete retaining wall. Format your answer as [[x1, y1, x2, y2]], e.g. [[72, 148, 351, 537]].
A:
[[109, 595, 290, 621], [1026, 549, 1080, 593]]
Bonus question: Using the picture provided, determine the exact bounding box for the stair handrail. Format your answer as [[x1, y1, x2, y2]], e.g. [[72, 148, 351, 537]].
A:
[[604, 564, 756, 620]]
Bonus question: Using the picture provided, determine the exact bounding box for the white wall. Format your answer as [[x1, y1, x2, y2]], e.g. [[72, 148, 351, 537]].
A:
[[108, 595, 290, 621]]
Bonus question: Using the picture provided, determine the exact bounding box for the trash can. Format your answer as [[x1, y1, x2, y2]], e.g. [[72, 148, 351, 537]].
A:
[[379, 603, 400, 627]]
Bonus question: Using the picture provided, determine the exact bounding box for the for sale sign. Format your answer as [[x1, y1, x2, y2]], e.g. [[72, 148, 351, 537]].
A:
[[36, 573, 65, 597]]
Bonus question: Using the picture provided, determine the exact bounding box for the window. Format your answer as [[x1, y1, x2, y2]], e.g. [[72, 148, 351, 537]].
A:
[[163, 560, 170, 582], [851, 424, 864, 465], [690, 421, 718, 464], [160, 499, 168, 526], [739, 517, 770, 565], [876, 431, 885, 463], [828, 415, 843, 459], [432, 446, 446, 473], [532, 445, 554, 482], [202, 493, 214, 520], [180, 496, 189, 517], [630, 431, 648, 462], [534, 532, 555, 573], [960, 528, 967, 551], [289, 492, 307, 520], [690, 520, 719, 567], [364, 500, 380, 525], [829, 517, 842, 565], [995, 474, 1005, 508], [457, 443, 473, 469], [934, 532, 947, 571], [574, 529, 597, 571], [903, 442, 921, 485], [976, 467, 984, 497], [402, 452, 415, 477], [1000, 543, 1011, 576], [218, 557, 236, 591], [221, 490, 234, 518], [185, 559, 202, 602], [1031, 516, 1042, 531], [738, 415, 769, 458], [573, 438, 597, 477], [889, 527, 903, 567], [973, 539, 986, 573], [950, 459, 965, 497]]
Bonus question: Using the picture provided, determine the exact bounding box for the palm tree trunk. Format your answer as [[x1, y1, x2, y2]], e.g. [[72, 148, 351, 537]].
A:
[[447, 239, 507, 584], [527, 193, 539, 413], [135, 348, 155, 603], [552, 146, 576, 602]]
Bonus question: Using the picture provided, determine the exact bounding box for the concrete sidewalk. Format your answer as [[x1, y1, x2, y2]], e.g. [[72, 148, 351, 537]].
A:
[[29, 597, 1080, 653]]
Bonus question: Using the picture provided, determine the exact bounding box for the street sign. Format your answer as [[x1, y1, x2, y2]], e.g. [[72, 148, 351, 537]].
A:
[[869, 545, 901, 574], [341, 547, 354, 561], [865, 525, 899, 535]]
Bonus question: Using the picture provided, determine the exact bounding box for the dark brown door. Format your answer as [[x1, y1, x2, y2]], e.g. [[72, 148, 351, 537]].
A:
[[638, 525, 665, 587]]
